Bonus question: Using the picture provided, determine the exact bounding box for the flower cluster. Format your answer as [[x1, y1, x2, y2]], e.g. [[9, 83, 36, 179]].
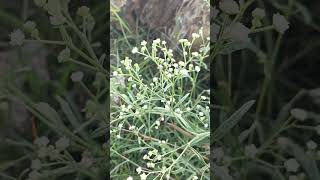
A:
[[111, 29, 210, 179]]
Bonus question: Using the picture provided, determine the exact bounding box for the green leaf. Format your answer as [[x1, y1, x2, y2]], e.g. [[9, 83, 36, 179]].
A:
[[35, 102, 61, 123], [212, 100, 255, 142], [190, 132, 209, 146]]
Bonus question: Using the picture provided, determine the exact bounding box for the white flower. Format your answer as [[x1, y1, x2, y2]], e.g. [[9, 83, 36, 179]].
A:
[[162, 41, 167, 45], [192, 33, 200, 39], [34, 136, 49, 147], [153, 77, 158, 82], [70, 71, 84, 82], [244, 144, 258, 158], [306, 140, 317, 150], [219, 0, 240, 14], [252, 8, 266, 19], [290, 108, 307, 121], [136, 167, 142, 174], [140, 173, 148, 180], [58, 48, 70, 63], [192, 176, 199, 180], [112, 71, 118, 76], [195, 66, 201, 72], [199, 112, 204, 116], [9, 29, 25, 46], [153, 38, 161, 45], [273, 13, 289, 34], [147, 162, 155, 168], [141, 40, 147, 46], [127, 176, 133, 180], [284, 158, 300, 172], [192, 52, 199, 57], [132, 47, 139, 54], [225, 23, 250, 42]]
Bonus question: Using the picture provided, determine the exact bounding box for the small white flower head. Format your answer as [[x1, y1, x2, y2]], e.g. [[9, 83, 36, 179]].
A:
[[55, 137, 70, 150], [178, 61, 185, 67], [204, 123, 209, 128], [284, 158, 300, 172], [244, 144, 258, 158], [132, 47, 139, 54], [306, 140, 317, 150], [192, 52, 199, 57], [136, 167, 143, 174], [161, 40, 167, 45], [116, 134, 121, 139], [290, 108, 308, 121], [143, 154, 149, 160], [219, 0, 240, 14], [273, 13, 289, 34], [156, 154, 162, 160], [192, 33, 200, 39], [141, 40, 147, 46], [175, 108, 181, 114], [9, 29, 25, 46], [153, 77, 158, 82], [34, 136, 50, 147], [252, 8, 266, 19], [192, 176, 199, 180], [112, 71, 118, 76], [70, 71, 84, 82], [225, 22, 250, 42], [199, 112, 204, 116], [153, 38, 161, 45], [155, 120, 161, 126], [58, 48, 70, 63], [140, 173, 148, 180], [147, 162, 155, 168], [195, 66, 201, 72], [127, 176, 133, 180], [77, 6, 90, 17], [31, 159, 41, 170]]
